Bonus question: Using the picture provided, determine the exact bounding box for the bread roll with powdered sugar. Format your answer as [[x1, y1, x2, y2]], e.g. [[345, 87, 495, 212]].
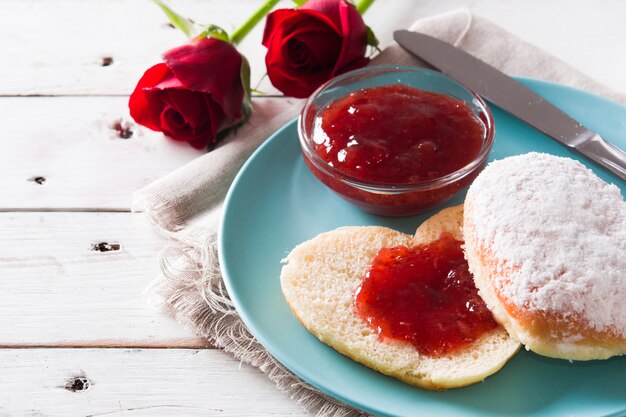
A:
[[464, 153, 626, 360]]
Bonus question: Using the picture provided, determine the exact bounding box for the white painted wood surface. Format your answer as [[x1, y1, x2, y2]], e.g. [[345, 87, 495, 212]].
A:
[[0, 348, 307, 417], [2, 0, 626, 96], [0, 212, 204, 347], [1, 0, 626, 416], [0, 97, 294, 210]]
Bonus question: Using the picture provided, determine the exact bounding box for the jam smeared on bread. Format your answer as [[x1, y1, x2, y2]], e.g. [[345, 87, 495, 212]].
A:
[[280, 206, 520, 390], [355, 233, 498, 356]]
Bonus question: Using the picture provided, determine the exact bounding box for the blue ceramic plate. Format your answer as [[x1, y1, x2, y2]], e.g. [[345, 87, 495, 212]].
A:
[[219, 78, 626, 417]]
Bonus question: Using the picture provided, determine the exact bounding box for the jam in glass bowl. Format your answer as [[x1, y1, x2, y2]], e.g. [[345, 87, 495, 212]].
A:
[[298, 66, 495, 216]]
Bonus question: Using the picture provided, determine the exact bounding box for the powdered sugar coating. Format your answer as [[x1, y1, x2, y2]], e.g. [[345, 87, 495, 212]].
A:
[[466, 153, 626, 337]]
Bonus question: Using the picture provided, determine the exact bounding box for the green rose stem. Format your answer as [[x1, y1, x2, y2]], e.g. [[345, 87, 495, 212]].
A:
[[230, 0, 280, 45], [356, 0, 376, 14]]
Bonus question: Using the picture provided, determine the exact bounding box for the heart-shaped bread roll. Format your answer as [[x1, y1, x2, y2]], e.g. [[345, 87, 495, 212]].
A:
[[280, 205, 520, 390], [464, 153, 626, 360]]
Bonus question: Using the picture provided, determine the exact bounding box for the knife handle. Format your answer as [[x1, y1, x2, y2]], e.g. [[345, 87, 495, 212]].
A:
[[576, 133, 626, 181]]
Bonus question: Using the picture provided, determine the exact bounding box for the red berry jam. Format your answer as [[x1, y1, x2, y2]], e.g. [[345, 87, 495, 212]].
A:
[[312, 84, 484, 184], [354, 233, 498, 356]]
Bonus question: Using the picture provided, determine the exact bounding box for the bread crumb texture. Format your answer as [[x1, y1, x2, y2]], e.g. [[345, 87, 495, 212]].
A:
[[281, 213, 519, 390]]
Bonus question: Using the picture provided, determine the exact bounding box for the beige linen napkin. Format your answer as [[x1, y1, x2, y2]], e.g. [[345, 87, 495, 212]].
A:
[[133, 9, 626, 417]]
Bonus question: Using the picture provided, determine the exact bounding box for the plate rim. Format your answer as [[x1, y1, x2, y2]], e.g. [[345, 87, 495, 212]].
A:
[[218, 76, 626, 417]]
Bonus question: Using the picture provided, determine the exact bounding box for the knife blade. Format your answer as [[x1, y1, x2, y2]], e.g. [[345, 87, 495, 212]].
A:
[[393, 30, 626, 181]]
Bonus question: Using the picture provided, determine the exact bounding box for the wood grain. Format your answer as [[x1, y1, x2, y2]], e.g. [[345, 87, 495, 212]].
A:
[[1, 0, 625, 96], [0, 96, 293, 210], [0, 212, 206, 347], [0, 0, 282, 96], [2, 1, 626, 415], [0, 348, 308, 416]]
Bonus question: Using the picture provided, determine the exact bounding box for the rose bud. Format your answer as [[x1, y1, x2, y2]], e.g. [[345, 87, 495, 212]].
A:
[[262, 0, 369, 98], [129, 37, 247, 149]]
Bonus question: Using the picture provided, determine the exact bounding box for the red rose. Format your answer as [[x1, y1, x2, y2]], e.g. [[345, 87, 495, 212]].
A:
[[262, 0, 369, 98], [129, 37, 246, 149]]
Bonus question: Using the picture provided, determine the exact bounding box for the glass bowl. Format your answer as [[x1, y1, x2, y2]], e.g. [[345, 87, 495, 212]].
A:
[[298, 66, 495, 217]]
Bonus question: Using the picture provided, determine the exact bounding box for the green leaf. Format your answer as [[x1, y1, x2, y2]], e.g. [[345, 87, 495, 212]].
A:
[[240, 55, 253, 118], [230, 0, 280, 45], [291, 0, 307, 6], [365, 25, 379, 48], [355, 0, 375, 14], [365, 25, 381, 53], [153, 0, 196, 38], [196, 24, 230, 42]]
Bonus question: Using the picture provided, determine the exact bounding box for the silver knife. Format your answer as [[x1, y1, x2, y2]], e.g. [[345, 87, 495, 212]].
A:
[[394, 30, 626, 181]]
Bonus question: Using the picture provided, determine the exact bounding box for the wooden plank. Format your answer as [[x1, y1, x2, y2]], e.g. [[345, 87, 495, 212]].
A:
[[0, 96, 294, 210], [2, 0, 626, 96], [0, 211, 208, 347], [0, 0, 285, 96], [0, 348, 308, 416]]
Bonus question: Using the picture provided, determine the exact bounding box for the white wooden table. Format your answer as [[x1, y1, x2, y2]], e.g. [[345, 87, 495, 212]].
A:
[[1, 1, 624, 415]]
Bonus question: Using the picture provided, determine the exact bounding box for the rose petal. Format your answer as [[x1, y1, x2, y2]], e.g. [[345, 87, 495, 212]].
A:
[[301, 0, 342, 27], [162, 89, 207, 131], [262, 9, 300, 47], [163, 37, 244, 123], [128, 63, 172, 131], [264, 11, 339, 97], [264, 7, 340, 46], [266, 59, 333, 97], [201, 94, 226, 148], [163, 107, 186, 130], [187, 136, 212, 150], [160, 105, 193, 141], [262, 0, 368, 98], [333, 0, 368, 74], [158, 91, 225, 150], [298, 0, 369, 74], [282, 24, 341, 69]]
